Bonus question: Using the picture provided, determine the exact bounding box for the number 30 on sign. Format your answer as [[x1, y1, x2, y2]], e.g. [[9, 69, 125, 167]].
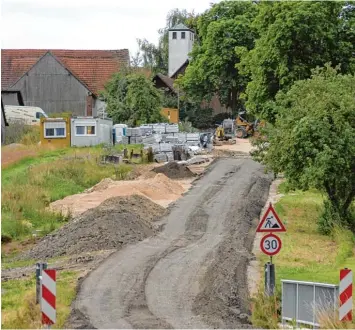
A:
[[260, 233, 282, 256]]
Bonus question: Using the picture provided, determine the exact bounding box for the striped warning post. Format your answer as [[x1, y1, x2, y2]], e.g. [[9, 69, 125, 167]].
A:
[[41, 269, 56, 325], [339, 268, 352, 322]]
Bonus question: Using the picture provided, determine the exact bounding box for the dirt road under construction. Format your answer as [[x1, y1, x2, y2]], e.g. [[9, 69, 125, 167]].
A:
[[73, 158, 273, 329]]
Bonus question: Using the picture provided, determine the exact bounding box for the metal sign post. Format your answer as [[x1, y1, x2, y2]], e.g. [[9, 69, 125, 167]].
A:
[[257, 203, 286, 297], [36, 262, 47, 304]]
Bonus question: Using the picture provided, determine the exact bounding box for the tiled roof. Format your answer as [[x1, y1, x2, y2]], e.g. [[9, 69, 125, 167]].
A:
[[154, 73, 176, 93], [1, 49, 129, 95]]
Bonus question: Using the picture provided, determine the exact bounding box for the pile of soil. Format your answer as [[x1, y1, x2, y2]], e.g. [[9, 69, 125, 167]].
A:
[[20, 195, 165, 260], [152, 162, 196, 179], [50, 173, 186, 217]]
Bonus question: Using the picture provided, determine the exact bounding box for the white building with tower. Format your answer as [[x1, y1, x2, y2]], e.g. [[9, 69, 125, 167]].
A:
[[168, 23, 195, 77], [153, 22, 230, 116]]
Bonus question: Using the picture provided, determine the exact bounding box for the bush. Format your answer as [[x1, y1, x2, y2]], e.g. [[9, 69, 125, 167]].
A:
[[251, 288, 281, 329], [20, 126, 40, 145], [4, 122, 39, 145]]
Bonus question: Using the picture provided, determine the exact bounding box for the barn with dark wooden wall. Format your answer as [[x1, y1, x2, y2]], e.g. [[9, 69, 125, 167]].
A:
[[1, 49, 129, 116]]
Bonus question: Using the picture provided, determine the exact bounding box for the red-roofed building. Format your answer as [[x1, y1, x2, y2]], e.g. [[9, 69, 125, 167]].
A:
[[1, 49, 129, 116]]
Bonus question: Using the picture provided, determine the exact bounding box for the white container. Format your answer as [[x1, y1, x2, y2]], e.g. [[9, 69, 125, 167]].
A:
[[114, 124, 128, 137]]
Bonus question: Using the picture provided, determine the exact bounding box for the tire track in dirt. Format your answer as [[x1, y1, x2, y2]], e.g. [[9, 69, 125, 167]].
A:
[[73, 159, 272, 329]]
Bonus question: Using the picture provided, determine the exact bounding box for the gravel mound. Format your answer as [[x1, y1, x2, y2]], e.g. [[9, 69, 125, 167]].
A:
[[152, 161, 196, 179], [20, 195, 165, 260]]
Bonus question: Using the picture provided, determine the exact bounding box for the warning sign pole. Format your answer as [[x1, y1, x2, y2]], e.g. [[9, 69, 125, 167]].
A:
[[258, 203, 286, 297]]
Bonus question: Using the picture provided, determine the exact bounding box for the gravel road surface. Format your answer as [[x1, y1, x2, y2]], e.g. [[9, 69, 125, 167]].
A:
[[73, 158, 272, 329]]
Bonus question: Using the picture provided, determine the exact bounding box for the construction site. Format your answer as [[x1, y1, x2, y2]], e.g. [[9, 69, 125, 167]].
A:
[[2, 138, 274, 329]]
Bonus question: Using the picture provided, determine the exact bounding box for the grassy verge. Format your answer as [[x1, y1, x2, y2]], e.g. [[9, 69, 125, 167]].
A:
[[1, 145, 149, 244], [1, 270, 78, 329], [252, 184, 355, 328]]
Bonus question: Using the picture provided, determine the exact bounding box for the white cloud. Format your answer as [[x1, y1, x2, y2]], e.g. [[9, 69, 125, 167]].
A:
[[1, 0, 219, 55]]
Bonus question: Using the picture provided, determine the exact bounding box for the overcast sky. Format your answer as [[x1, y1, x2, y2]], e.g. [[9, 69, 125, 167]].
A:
[[1, 0, 219, 56]]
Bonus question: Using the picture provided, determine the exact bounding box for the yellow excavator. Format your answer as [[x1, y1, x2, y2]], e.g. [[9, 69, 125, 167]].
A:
[[235, 112, 259, 138], [214, 118, 235, 143], [214, 112, 263, 142]]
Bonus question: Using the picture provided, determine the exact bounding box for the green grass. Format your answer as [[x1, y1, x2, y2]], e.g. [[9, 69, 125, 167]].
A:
[[1, 146, 135, 243], [252, 185, 355, 328], [1, 270, 78, 329]]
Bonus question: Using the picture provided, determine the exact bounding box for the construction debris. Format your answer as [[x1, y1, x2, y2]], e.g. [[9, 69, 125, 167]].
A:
[[152, 162, 196, 179]]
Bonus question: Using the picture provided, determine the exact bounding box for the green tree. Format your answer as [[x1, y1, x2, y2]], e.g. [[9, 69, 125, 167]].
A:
[[102, 72, 164, 126], [178, 1, 257, 113], [238, 1, 355, 123], [256, 65, 355, 233]]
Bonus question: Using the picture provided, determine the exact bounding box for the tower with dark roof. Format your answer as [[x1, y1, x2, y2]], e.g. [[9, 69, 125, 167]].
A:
[[168, 23, 195, 77]]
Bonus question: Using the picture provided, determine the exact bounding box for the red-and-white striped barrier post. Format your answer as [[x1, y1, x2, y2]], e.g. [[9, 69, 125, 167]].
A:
[[339, 268, 352, 322], [41, 269, 56, 327]]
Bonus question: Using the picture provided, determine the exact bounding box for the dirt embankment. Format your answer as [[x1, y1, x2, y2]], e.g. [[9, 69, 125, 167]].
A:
[[20, 195, 165, 261]]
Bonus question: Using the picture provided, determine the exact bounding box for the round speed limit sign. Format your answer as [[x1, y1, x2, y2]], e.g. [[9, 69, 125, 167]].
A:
[[260, 233, 282, 256]]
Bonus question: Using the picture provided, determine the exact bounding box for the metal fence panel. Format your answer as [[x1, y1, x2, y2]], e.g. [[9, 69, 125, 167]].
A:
[[282, 280, 338, 328]]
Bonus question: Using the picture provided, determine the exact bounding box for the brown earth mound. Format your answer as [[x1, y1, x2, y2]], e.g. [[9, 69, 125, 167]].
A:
[[153, 162, 196, 179], [50, 173, 187, 217], [20, 195, 165, 260]]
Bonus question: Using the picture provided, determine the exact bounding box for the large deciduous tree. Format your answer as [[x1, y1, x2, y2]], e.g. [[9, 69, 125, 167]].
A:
[[102, 73, 164, 126], [257, 65, 355, 233], [177, 1, 257, 114], [238, 1, 355, 123]]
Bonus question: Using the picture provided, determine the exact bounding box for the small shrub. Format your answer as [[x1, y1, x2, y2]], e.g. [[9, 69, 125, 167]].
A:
[[4, 122, 35, 145], [251, 288, 281, 329], [18, 126, 40, 145]]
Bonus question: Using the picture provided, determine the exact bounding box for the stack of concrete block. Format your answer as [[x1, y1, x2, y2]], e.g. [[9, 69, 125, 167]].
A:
[[165, 124, 179, 134], [142, 135, 157, 145], [117, 136, 129, 144], [166, 152, 174, 161], [140, 125, 153, 136], [186, 133, 200, 146], [165, 136, 180, 144], [130, 136, 143, 144], [154, 153, 168, 163], [159, 143, 173, 152]]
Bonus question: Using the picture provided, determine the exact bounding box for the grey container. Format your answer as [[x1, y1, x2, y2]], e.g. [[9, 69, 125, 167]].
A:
[[70, 117, 113, 147]]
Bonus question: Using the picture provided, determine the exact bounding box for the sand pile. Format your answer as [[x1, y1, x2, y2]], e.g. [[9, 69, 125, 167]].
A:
[[152, 162, 196, 179], [21, 195, 165, 260], [50, 173, 187, 217]]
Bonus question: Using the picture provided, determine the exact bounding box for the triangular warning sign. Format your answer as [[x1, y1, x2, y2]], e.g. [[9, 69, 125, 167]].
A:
[[256, 203, 286, 233]]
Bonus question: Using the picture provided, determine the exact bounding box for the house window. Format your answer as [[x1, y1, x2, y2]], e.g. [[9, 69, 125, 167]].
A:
[[75, 125, 96, 136], [44, 122, 66, 138], [56, 128, 65, 136], [46, 128, 55, 137], [181, 32, 185, 39], [172, 32, 177, 39]]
